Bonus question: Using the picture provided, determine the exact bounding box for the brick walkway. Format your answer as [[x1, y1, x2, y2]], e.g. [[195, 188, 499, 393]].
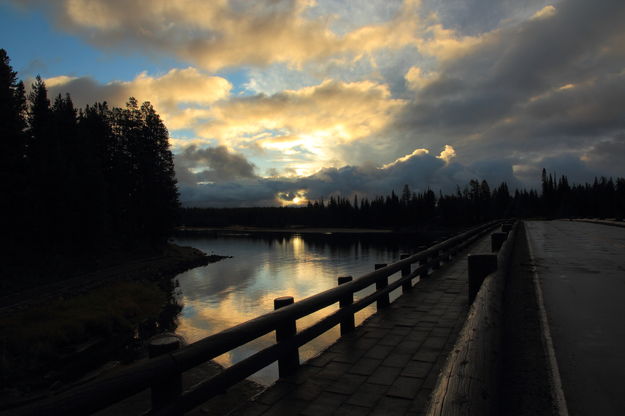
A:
[[229, 235, 493, 416]]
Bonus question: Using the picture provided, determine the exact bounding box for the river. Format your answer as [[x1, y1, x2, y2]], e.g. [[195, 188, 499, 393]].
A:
[[171, 231, 426, 385]]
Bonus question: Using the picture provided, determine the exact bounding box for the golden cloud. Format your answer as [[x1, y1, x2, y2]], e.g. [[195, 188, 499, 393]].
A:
[[381, 148, 430, 169], [404, 66, 438, 90], [36, 0, 486, 71], [196, 80, 406, 166], [45, 67, 231, 130], [531, 5, 557, 21]]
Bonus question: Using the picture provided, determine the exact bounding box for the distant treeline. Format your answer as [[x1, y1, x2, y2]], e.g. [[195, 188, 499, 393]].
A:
[[1, 49, 178, 261], [180, 173, 625, 229]]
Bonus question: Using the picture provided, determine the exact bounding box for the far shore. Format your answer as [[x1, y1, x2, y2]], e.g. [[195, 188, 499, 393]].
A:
[[176, 225, 394, 234]]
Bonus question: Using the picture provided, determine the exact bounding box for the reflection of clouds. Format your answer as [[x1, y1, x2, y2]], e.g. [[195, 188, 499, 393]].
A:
[[177, 259, 259, 304], [172, 233, 410, 384]]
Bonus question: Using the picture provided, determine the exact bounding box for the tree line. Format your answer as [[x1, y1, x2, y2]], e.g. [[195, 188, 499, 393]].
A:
[[180, 173, 625, 229], [1, 49, 179, 265]]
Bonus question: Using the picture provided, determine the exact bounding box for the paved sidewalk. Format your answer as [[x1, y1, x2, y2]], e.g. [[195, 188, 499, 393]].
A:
[[226, 234, 493, 416]]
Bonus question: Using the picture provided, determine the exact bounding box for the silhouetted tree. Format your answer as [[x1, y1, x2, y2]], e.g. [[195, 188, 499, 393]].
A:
[[26, 75, 53, 246], [0, 49, 27, 256]]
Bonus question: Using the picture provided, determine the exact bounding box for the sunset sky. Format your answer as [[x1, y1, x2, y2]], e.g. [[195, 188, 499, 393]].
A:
[[1, 0, 624, 206]]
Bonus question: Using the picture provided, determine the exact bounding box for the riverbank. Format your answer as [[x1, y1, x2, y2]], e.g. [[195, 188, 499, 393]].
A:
[[0, 243, 227, 410], [0, 243, 225, 314], [177, 225, 394, 235]]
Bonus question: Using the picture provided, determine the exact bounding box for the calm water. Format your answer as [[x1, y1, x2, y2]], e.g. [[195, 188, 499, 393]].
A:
[[171, 232, 423, 384]]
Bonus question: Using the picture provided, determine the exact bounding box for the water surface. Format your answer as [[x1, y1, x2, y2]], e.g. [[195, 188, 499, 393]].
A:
[[172, 232, 422, 384]]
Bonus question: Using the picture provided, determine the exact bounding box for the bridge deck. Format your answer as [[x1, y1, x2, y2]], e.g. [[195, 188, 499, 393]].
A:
[[526, 220, 625, 416], [226, 234, 493, 416]]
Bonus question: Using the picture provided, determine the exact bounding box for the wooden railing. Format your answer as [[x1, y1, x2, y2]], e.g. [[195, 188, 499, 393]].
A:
[[426, 220, 518, 416], [13, 221, 502, 416]]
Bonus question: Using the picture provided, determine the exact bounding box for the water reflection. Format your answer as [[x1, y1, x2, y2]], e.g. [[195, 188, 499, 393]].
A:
[[172, 232, 421, 385]]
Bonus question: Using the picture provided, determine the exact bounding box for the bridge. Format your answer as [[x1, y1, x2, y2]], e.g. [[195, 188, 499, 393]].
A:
[[9, 220, 625, 415]]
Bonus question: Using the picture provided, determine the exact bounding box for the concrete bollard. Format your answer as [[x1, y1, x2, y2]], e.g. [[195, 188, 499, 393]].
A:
[[338, 276, 355, 335], [400, 253, 412, 293], [148, 335, 182, 412], [490, 232, 508, 252], [468, 254, 498, 304], [374, 263, 390, 309], [274, 296, 299, 377]]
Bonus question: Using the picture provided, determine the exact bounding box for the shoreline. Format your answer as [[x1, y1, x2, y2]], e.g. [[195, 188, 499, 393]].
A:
[[176, 225, 394, 235], [0, 243, 224, 314], [0, 244, 227, 411]]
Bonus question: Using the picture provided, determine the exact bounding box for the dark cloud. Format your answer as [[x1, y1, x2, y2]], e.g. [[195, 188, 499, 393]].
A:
[[423, 0, 549, 36], [175, 145, 257, 186], [44, 76, 126, 108], [389, 0, 625, 182], [582, 134, 625, 178], [178, 146, 524, 207]]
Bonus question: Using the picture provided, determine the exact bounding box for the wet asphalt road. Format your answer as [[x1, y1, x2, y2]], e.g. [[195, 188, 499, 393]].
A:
[[525, 220, 625, 416]]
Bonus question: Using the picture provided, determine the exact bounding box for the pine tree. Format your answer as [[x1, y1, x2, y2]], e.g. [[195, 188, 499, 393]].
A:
[[26, 75, 53, 246], [0, 49, 28, 258], [139, 101, 179, 244]]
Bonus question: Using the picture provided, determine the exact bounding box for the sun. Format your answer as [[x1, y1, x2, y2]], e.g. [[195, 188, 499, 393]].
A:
[[277, 190, 308, 206]]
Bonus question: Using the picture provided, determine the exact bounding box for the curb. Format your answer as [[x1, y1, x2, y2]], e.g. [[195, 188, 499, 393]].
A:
[[569, 218, 625, 228], [525, 223, 570, 416]]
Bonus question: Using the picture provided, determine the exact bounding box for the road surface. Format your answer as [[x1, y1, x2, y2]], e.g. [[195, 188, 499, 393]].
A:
[[525, 220, 625, 416]]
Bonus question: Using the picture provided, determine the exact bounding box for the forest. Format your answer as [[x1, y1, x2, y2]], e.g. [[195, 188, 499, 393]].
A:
[[180, 171, 625, 229], [1, 49, 179, 268]]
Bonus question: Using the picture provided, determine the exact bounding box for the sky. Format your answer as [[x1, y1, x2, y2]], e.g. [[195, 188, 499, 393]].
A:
[[1, 0, 624, 206]]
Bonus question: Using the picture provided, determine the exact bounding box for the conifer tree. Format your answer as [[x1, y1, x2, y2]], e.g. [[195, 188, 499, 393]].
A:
[[26, 75, 53, 246], [0, 49, 27, 256]]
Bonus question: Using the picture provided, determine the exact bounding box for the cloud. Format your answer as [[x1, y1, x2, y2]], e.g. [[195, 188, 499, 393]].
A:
[[43, 67, 231, 129], [174, 145, 257, 186], [194, 79, 407, 172], [388, 0, 625, 179], [178, 145, 523, 207], [405, 66, 438, 91], [14, 0, 409, 71], [15, 0, 489, 74], [531, 5, 556, 20], [582, 134, 625, 178]]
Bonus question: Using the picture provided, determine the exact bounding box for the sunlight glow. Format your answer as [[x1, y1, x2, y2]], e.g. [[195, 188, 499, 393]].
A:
[[277, 189, 309, 206]]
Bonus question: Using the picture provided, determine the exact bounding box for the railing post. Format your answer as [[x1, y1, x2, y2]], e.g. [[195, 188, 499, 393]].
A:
[[490, 232, 507, 252], [400, 254, 412, 293], [274, 296, 299, 377], [417, 246, 429, 279], [338, 276, 355, 335], [148, 335, 182, 413], [467, 254, 498, 304], [374, 263, 390, 309], [432, 249, 441, 270]]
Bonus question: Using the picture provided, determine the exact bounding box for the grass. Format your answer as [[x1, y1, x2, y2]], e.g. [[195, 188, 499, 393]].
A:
[[0, 280, 169, 389]]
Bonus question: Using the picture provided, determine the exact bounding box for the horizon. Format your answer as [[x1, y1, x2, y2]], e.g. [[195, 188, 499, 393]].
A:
[[2, 0, 625, 207]]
